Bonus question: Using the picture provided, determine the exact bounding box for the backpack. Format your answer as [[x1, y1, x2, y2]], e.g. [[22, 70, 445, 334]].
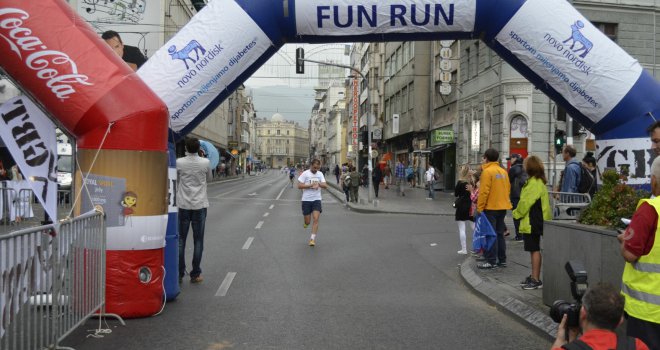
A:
[[343, 174, 351, 187], [577, 163, 595, 194], [433, 171, 440, 181], [511, 164, 528, 199]]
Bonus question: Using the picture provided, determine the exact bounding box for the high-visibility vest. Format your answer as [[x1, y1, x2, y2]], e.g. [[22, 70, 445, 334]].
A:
[[621, 198, 660, 324]]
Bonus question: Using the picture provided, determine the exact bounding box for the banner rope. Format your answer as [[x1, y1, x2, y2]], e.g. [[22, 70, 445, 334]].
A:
[[67, 122, 115, 219]]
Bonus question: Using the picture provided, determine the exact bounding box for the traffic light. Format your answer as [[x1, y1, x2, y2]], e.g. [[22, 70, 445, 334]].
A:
[[554, 129, 566, 155], [295, 47, 304, 74]]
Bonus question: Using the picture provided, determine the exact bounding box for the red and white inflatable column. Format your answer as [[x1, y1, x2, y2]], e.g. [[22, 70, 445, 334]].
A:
[[0, 0, 169, 317]]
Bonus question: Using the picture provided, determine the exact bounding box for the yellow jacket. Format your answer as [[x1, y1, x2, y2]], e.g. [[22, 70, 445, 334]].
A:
[[477, 162, 512, 212]]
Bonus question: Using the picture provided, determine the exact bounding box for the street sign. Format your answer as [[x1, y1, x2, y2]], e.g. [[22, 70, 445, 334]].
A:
[[372, 128, 382, 140], [440, 84, 452, 95]]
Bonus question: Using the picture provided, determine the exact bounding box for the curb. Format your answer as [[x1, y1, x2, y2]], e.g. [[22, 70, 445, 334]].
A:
[[325, 183, 454, 216], [459, 257, 558, 341]]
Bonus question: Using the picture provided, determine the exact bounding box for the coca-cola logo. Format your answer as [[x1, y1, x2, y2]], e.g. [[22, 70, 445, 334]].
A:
[[0, 8, 93, 100]]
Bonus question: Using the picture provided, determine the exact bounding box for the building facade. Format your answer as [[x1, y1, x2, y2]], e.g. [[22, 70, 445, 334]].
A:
[[256, 114, 309, 169]]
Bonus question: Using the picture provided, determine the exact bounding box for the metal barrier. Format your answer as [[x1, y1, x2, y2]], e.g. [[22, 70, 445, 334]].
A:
[[0, 210, 118, 350], [0, 185, 17, 226], [548, 191, 591, 220]]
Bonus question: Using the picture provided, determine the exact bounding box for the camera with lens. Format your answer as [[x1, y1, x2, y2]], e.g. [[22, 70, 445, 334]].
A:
[[550, 260, 589, 328]]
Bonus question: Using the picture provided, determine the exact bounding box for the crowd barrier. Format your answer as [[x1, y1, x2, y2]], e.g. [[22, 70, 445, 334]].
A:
[[0, 209, 117, 350], [548, 191, 592, 220]]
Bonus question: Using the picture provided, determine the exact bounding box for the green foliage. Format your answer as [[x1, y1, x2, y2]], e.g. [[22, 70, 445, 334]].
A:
[[578, 169, 649, 229]]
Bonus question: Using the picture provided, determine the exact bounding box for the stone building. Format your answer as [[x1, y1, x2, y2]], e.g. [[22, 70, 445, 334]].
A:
[[255, 114, 309, 169]]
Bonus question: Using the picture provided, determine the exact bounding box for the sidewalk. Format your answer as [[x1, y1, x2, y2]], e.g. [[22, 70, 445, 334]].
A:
[[325, 180, 557, 341]]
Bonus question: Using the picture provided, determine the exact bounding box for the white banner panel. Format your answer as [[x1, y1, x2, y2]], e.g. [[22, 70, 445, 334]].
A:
[[137, 0, 273, 132], [296, 0, 476, 36], [597, 138, 652, 186], [0, 97, 58, 222], [495, 0, 642, 124]]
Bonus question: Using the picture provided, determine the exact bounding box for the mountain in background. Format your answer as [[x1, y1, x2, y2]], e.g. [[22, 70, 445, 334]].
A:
[[247, 85, 316, 126]]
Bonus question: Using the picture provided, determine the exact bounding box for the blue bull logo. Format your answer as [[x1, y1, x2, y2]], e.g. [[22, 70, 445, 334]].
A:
[[168, 40, 207, 70], [563, 20, 592, 58]]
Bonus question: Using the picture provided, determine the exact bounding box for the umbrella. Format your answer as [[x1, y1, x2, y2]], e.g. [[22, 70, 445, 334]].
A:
[[199, 140, 220, 170]]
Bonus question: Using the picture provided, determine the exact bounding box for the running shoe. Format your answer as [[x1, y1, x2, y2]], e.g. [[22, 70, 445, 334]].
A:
[[308, 239, 315, 247], [190, 276, 204, 284], [304, 223, 309, 228], [477, 262, 496, 269], [519, 275, 532, 286], [522, 279, 543, 290], [457, 249, 468, 255]]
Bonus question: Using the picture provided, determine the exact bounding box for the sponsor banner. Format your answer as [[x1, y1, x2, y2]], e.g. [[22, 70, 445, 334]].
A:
[[168, 167, 177, 213], [105, 215, 168, 250], [0, 97, 58, 222], [0, 3, 124, 131], [596, 138, 652, 186], [495, 0, 642, 125], [296, 0, 476, 36], [137, 0, 272, 132]]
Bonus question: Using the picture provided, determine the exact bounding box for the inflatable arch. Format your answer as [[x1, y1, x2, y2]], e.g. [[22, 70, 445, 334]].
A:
[[1, 0, 658, 317]]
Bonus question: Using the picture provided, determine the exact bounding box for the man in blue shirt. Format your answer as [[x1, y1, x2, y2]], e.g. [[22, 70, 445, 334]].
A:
[[561, 145, 581, 193]]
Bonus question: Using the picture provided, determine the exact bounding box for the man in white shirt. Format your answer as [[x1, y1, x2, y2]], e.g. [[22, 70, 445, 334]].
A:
[[297, 159, 328, 246], [177, 137, 212, 284]]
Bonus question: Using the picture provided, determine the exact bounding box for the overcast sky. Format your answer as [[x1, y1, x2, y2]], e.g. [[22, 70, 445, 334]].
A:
[[245, 44, 351, 125]]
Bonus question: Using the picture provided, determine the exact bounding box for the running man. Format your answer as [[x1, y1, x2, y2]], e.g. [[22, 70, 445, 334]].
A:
[[297, 159, 328, 246], [289, 166, 296, 187]]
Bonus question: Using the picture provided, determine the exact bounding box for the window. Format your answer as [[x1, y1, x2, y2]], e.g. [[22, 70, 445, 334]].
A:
[[408, 83, 414, 111], [403, 42, 410, 62], [395, 92, 401, 115], [287, 130, 290, 135], [475, 42, 480, 73], [465, 47, 471, 80], [277, 129, 280, 135], [391, 53, 397, 74], [268, 130, 271, 135], [402, 86, 408, 114], [592, 22, 617, 42], [396, 47, 403, 71]]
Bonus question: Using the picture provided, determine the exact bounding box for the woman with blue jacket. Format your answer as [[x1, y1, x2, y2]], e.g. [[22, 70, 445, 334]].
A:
[[512, 155, 552, 290]]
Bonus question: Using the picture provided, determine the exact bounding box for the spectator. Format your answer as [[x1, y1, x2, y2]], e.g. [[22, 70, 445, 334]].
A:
[[507, 153, 527, 241], [560, 145, 581, 194], [342, 167, 351, 202], [382, 163, 392, 189], [334, 164, 340, 184], [648, 121, 660, 157], [476, 148, 512, 269], [582, 152, 597, 198], [512, 155, 551, 290], [395, 159, 406, 197], [455, 165, 473, 254], [101, 30, 147, 71], [177, 137, 212, 284], [618, 156, 660, 350], [406, 164, 415, 187], [425, 164, 436, 200], [349, 166, 360, 203], [551, 283, 649, 350], [372, 164, 382, 198]]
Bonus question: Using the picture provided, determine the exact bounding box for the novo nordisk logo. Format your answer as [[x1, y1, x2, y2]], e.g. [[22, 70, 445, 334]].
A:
[[168, 40, 207, 70], [563, 20, 592, 59]]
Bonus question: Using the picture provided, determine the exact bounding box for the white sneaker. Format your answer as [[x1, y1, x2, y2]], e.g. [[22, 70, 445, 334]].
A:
[[457, 249, 468, 255]]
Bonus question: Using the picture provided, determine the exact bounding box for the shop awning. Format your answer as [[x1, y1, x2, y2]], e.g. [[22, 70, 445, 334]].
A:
[[415, 144, 453, 153]]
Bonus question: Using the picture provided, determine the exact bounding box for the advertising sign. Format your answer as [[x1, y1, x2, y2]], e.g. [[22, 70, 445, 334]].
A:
[[597, 138, 652, 186], [138, 0, 273, 132], [352, 78, 359, 151], [432, 129, 454, 145], [495, 0, 642, 124], [0, 97, 58, 222], [296, 0, 476, 36]]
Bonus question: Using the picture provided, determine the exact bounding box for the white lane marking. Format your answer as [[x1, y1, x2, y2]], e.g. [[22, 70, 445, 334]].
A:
[[242, 237, 254, 250], [275, 185, 287, 200], [215, 272, 237, 297], [255, 221, 264, 229], [269, 204, 274, 209], [263, 212, 269, 217]]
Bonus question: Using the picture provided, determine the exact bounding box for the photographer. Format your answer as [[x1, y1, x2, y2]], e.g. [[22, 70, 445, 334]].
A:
[[618, 155, 660, 350], [551, 283, 649, 350]]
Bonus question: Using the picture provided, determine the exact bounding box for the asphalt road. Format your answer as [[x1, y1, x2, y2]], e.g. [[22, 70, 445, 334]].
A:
[[61, 171, 551, 350]]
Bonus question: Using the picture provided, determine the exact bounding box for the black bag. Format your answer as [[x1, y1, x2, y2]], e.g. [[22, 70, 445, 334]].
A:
[[433, 171, 440, 181], [577, 164, 595, 194]]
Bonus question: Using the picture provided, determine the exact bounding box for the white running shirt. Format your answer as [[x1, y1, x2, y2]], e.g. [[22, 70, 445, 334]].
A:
[[298, 169, 325, 202]]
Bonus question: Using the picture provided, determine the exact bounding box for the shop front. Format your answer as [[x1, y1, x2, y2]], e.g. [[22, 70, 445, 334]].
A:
[[427, 127, 456, 191]]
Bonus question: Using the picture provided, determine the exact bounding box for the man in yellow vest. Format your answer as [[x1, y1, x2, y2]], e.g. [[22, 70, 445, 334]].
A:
[[618, 156, 660, 350]]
